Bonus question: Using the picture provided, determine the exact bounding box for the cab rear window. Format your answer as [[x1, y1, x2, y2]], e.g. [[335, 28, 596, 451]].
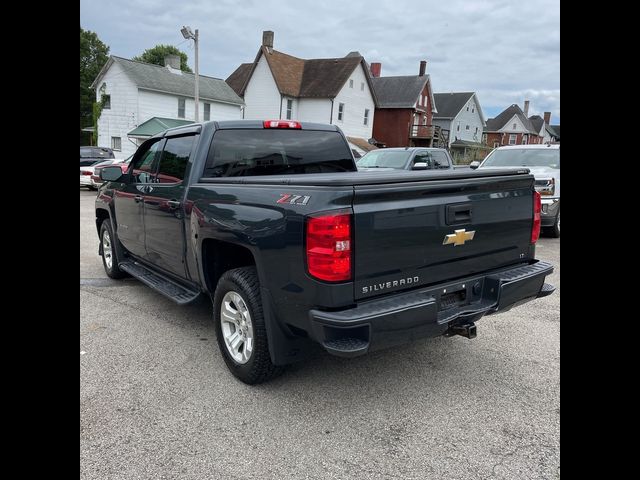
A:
[[203, 130, 355, 177]]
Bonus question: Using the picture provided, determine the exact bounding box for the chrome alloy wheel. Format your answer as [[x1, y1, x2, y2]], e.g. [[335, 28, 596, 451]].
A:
[[220, 291, 254, 364], [102, 230, 113, 269]]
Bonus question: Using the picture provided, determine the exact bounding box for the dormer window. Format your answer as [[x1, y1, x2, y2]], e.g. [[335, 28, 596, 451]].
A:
[[513, 123, 517, 129]]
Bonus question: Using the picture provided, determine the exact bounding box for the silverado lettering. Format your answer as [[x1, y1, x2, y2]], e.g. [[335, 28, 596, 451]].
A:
[[95, 119, 555, 385]]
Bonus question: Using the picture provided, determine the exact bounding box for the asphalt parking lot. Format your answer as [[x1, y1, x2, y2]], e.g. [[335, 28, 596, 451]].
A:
[[80, 188, 560, 480]]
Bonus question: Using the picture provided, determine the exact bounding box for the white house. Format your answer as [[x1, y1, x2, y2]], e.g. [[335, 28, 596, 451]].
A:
[[433, 92, 486, 148], [226, 31, 377, 146], [91, 55, 244, 157]]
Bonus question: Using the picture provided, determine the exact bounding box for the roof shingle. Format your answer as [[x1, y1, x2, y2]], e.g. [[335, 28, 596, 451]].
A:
[[485, 104, 537, 134], [96, 56, 243, 105], [433, 92, 475, 119], [370, 75, 430, 108]]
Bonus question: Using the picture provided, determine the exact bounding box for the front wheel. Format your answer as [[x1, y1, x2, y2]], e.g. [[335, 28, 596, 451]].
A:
[[213, 267, 283, 384], [100, 221, 127, 279]]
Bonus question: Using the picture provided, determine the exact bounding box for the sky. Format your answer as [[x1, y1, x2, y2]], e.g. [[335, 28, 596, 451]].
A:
[[80, 0, 560, 123]]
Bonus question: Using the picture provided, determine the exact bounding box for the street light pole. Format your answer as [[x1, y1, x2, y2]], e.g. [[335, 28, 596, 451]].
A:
[[181, 25, 199, 122], [194, 29, 199, 123]]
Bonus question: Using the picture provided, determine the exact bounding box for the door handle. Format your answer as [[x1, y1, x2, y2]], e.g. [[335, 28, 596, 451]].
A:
[[167, 200, 181, 209], [134, 195, 143, 203]]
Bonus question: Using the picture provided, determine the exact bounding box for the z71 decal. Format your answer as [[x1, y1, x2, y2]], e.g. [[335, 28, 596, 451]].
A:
[[277, 194, 311, 205]]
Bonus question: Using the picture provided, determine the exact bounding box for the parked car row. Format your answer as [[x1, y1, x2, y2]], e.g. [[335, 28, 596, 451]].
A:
[[80, 146, 132, 190]]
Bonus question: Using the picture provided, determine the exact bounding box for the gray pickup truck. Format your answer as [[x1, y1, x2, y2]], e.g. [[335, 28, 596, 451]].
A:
[[356, 147, 457, 171]]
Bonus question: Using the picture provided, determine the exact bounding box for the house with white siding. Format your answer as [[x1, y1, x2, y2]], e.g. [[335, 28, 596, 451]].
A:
[[226, 31, 378, 148], [433, 92, 486, 154], [91, 55, 244, 157]]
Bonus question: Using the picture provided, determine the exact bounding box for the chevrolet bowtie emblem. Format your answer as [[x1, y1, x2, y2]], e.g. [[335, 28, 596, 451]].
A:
[[443, 229, 475, 246]]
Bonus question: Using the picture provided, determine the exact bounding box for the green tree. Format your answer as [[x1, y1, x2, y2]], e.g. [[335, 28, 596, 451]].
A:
[[133, 45, 192, 72], [80, 27, 110, 145]]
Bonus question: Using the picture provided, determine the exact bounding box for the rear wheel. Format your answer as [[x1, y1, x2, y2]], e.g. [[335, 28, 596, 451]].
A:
[[213, 267, 283, 384], [100, 221, 127, 279]]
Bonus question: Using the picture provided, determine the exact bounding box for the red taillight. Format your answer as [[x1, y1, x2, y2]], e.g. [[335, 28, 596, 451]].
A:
[[81, 170, 92, 176], [263, 119, 301, 129], [306, 212, 352, 282], [531, 191, 541, 243]]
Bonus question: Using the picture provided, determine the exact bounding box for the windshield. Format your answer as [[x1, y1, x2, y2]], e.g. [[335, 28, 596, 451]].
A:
[[482, 148, 560, 169], [356, 150, 411, 169]]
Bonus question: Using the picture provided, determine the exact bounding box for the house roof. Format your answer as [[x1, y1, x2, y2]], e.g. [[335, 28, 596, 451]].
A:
[[225, 47, 377, 102], [225, 63, 252, 96], [92, 56, 244, 106], [370, 75, 435, 110], [127, 117, 194, 138], [346, 136, 379, 152], [529, 115, 545, 133], [549, 125, 560, 138], [485, 104, 538, 134], [450, 139, 485, 148], [432, 92, 475, 119]]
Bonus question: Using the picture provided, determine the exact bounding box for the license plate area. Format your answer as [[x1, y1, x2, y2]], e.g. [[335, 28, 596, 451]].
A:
[[439, 288, 468, 310]]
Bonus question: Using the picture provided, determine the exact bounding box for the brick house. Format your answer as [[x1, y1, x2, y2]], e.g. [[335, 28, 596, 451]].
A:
[[484, 101, 543, 148], [369, 61, 438, 147]]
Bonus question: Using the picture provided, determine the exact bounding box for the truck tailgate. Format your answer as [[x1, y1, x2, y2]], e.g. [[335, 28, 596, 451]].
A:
[[353, 173, 535, 300]]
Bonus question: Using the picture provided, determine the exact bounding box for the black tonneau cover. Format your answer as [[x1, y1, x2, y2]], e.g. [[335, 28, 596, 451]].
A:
[[198, 167, 530, 186]]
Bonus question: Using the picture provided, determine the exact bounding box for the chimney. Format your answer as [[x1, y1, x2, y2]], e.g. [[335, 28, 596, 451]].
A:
[[419, 60, 427, 76], [262, 30, 274, 49], [164, 55, 181, 70], [523, 100, 530, 117], [370, 62, 381, 77], [543, 111, 551, 125]]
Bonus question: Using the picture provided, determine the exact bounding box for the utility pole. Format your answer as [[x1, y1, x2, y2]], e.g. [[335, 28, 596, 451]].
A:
[[194, 29, 199, 123], [181, 26, 200, 122]]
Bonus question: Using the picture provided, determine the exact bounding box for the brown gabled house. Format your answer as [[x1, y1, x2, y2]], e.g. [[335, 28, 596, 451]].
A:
[[369, 61, 439, 148]]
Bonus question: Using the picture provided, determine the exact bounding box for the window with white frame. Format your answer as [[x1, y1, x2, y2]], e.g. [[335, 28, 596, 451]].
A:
[[102, 94, 111, 109], [472, 106, 475, 113], [204, 103, 210, 121], [349, 79, 354, 88], [509, 134, 517, 145], [494, 141, 500, 148], [456, 123, 460, 132], [286, 99, 293, 120], [512, 123, 517, 129], [466, 105, 469, 111], [178, 98, 186, 118], [364, 108, 369, 125], [111, 137, 121, 151], [522, 135, 528, 144], [338, 103, 345, 121], [361, 82, 364, 91], [475, 127, 478, 134], [465, 125, 470, 130]]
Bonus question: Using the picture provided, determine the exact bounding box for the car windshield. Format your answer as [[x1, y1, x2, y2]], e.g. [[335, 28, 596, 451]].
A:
[[482, 148, 560, 169], [356, 150, 411, 169]]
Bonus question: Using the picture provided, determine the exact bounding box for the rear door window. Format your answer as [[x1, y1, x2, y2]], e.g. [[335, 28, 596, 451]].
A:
[[203, 129, 355, 177], [430, 151, 451, 169], [154, 135, 195, 184]]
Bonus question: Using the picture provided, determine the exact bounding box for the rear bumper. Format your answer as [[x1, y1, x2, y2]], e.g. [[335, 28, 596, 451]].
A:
[[79, 175, 92, 186], [309, 260, 554, 358]]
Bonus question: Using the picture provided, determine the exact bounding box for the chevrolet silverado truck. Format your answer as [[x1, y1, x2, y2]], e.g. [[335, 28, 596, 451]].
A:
[[96, 119, 555, 384]]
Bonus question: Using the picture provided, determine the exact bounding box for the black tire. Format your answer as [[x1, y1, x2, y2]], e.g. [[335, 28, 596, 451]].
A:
[[545, 210, 560, 238], [213, 267, 283, 384], [99, 221, 127, 279]]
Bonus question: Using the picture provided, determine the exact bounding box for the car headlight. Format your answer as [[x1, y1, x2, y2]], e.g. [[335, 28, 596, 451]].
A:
[[535, 178, 555, 196]]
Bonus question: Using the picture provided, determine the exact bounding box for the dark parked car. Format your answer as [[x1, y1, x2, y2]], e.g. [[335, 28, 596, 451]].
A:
[[80, 146, 115, 166]]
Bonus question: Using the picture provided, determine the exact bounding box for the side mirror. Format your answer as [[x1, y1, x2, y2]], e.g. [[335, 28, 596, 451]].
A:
[[100, 165, 124, 182], [469, 161, 480, 169], [412, 162, 428, 170]]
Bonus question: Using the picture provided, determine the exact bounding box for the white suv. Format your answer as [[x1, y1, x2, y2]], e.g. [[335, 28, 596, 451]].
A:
[[473, 144, 560, 237]]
